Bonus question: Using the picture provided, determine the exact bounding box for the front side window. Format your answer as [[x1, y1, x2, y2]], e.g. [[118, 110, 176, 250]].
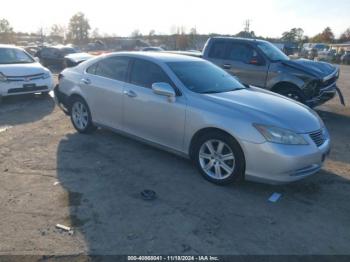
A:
[[227, 43, 257, 63], [94, 57, 130, 81], [167, 61, 245, 94], [130, 59, 171, 88], [0, 48, 34, 64], [257, 42, 289, 61]]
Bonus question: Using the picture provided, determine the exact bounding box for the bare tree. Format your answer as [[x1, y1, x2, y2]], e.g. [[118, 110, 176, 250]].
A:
[[67, 12, 91, 44], [0, 18, 14, 44], [131, 29, 142, 39], [340, 28, 350, 42]]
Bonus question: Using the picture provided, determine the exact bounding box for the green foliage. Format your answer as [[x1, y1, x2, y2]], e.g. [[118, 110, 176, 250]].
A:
[[311, 27, 335, 43]]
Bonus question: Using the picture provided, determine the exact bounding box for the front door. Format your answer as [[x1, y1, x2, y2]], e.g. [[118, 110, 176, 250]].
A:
[[221, 43, 268, 88], [122, 59, 186, 152]]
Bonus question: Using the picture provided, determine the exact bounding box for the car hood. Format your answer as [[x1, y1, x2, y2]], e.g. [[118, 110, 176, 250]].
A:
[[203, 87, 322, 133], [0, 63, 47, 76], [281, 59, 336, 78]]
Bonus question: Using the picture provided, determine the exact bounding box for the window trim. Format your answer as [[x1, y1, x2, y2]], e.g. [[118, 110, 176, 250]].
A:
[[85, 56, 131, 82], [127, 58, 181, 96]]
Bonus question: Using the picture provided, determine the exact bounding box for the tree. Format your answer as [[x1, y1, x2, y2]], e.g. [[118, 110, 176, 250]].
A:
[[50, 24, 65, 37], [67, 12, 91, 44], [281, 28, 304, 42], [131, 29, 142, 39], [340, 28, 350, 42], [91, 28, 101, 39], [311, 27, 335, 43], [189, 27, 199, 49], [175, 26, 189, 50], [0, 18, 14, 43]]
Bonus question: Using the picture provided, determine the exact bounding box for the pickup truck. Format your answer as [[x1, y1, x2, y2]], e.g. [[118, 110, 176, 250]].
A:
[[179, 37, 343, 107]]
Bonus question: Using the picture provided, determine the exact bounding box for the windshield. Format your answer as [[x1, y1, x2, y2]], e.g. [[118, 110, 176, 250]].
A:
[[0, 48, 35, 64], [167, 61, 245, 94], [257, 42, 289, 61]]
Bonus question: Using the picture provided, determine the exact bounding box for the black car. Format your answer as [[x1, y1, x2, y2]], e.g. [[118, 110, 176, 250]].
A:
[[341, 51, 350, 65], [35, 46, 77, 69]]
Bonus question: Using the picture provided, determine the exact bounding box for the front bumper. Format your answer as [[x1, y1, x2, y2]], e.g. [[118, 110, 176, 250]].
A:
[[241, 134, 331, 184], [0, 78, 54, 97], [306, 83, 337, 107]]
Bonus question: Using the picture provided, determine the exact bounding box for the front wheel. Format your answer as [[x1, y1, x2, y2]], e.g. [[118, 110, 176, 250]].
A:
[[193, 132, 245, 185], [70, 96, 96, 134]]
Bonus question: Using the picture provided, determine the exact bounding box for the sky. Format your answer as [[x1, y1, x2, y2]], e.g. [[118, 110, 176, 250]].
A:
[[1, 0, 349, 38]]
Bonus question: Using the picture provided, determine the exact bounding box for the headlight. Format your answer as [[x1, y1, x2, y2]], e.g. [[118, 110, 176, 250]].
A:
[[0, 72, 7, 82], [42, 72, 51, 79], [254, 124, 308, 145]]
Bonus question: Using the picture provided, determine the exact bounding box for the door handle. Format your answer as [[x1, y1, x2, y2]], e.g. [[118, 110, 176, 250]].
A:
[[123, 90, 137, 98], [81, 78, 91, 85], [222, 64, 231, 69]]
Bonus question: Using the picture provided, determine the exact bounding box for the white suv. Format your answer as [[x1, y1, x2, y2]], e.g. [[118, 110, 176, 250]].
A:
[[0, 45, 54, 98]]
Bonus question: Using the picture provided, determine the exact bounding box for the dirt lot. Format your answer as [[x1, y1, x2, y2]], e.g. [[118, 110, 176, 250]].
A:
[[0, 66, 349, 256]]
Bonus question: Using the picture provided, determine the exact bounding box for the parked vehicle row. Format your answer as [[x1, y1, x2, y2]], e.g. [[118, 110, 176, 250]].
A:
[[55, 52, 331, 185]]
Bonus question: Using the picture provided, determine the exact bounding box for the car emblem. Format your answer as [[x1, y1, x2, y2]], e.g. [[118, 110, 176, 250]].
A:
[[24, 77, 31, 82]]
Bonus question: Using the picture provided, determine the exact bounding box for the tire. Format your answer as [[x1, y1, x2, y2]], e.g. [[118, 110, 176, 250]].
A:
[[277, 86, 305, 103], [193, 131, 245, 185], [70, 96, 96, 134]]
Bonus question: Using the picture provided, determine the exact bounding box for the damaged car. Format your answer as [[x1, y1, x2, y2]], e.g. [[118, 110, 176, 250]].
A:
[[198, 37, 344, 107]]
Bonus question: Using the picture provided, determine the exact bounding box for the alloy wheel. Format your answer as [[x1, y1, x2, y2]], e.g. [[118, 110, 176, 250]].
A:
[[199, 139, 235, 180], [72, 101, 89, 130]]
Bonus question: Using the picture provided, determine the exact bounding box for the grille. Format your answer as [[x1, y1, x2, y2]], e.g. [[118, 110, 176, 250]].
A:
[[322, 76, 337, 88], [309, 129, 326, 147], [6, 73, 45, 82]]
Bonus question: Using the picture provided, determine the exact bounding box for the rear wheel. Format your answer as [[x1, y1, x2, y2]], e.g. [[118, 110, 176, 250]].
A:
[[70, 96, 96, 134], [193, 132, 245, 185]]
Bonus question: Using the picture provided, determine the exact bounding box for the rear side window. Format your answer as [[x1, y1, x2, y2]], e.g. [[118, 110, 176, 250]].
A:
[[93, 57, 130, 81], [130, 59, 171, 88], [86, 63, 98, 74], [208, 41, 227, 59], [227, 43, 256, 63]]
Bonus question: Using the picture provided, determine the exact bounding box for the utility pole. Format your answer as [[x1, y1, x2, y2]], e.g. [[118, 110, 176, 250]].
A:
[[244, 19, 251, 33]]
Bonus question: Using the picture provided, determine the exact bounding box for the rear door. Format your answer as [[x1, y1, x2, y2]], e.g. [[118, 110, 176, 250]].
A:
[[80, 56, 130, 129], [122, 58, 186, 151]]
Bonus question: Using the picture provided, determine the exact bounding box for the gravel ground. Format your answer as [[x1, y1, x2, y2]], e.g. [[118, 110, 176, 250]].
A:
[[0, 66, 349, 256]]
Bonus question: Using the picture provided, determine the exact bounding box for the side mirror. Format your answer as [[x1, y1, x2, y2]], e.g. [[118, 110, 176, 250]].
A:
[[34, 57, 40, 62], [152, 82, 176, 102]]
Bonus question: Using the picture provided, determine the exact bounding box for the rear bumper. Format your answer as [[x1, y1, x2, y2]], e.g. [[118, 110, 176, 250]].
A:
[[54, 85, 70, 115]]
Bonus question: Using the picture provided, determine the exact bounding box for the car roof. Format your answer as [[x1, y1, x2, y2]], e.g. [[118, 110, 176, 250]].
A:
[[210, 36, 267, 44], [104, 51, 203, 63]]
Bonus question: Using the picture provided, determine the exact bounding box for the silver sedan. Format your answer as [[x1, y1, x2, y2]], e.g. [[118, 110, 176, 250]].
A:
[[55, 52, 330, 185]]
